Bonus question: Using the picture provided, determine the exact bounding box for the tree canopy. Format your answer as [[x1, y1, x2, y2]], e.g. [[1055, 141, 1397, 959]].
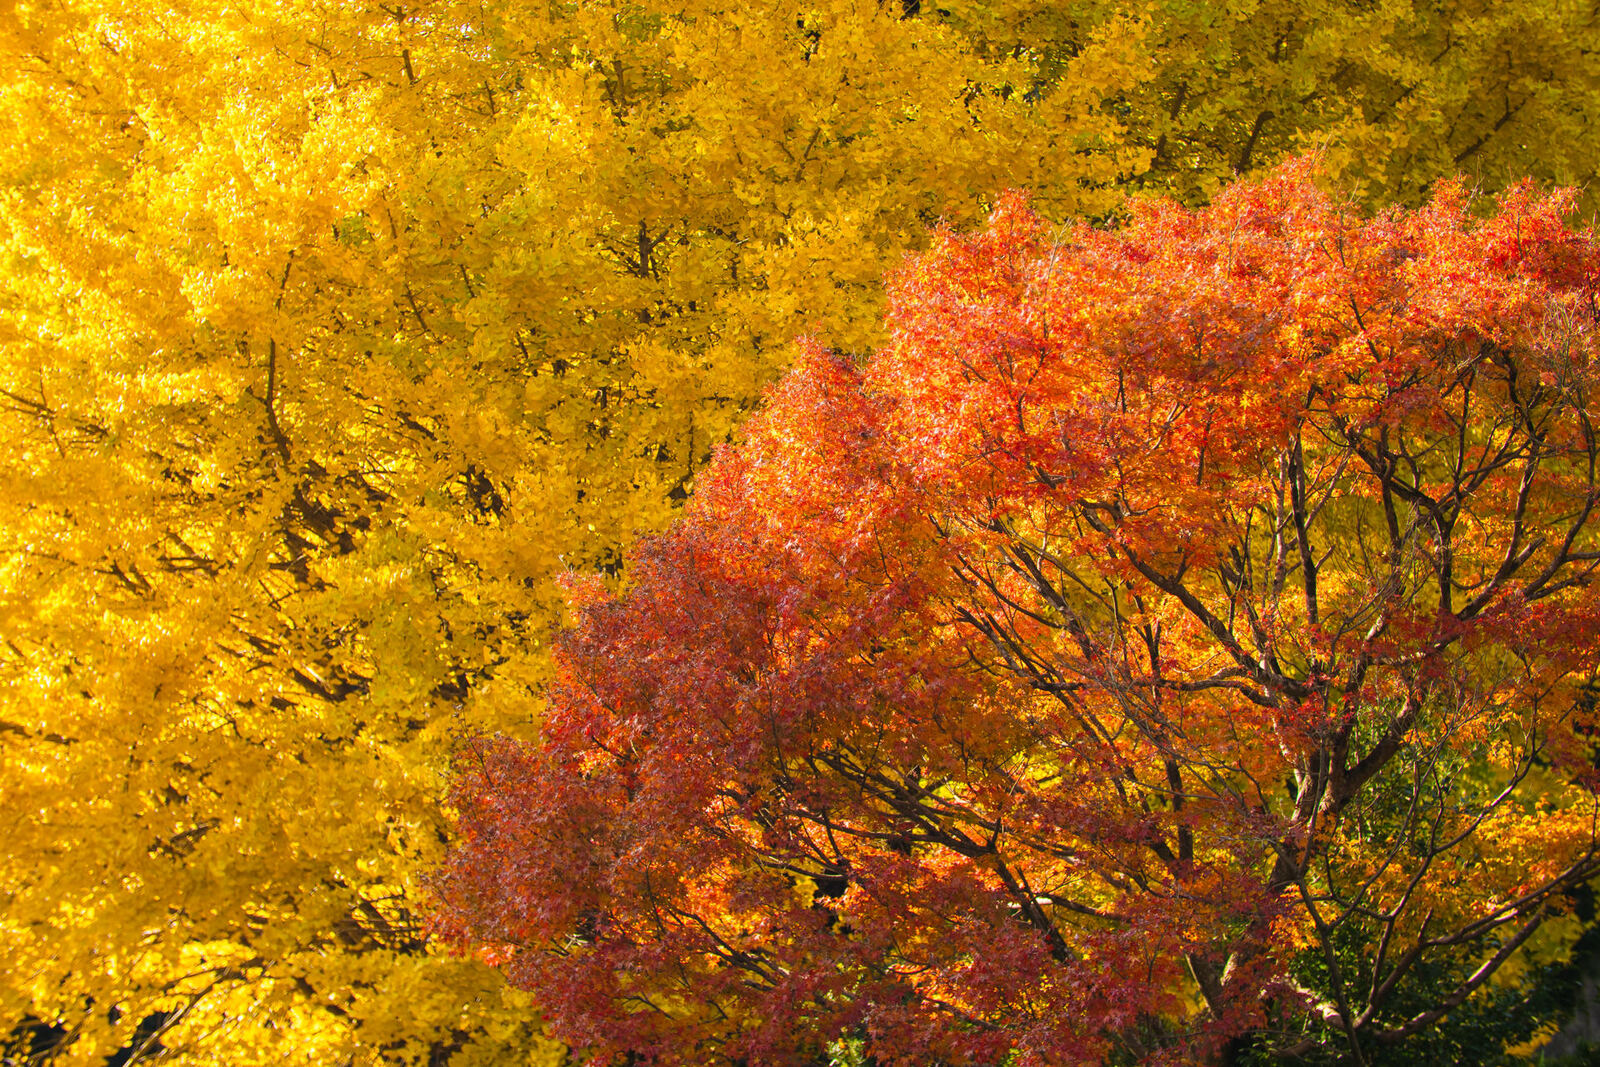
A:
[[6, 0, 1600, 1060], [436, 163, 1600, 1065]]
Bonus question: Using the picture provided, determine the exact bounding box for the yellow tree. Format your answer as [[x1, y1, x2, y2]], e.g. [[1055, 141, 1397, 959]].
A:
[[0, 1, 1127, 1061], [1007, 0, 1600, 205], [2, 0, 1599, 1062]]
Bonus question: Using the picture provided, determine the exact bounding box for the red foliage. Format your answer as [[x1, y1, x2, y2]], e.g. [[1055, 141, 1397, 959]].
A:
[[434, 161, 1600, 1064]]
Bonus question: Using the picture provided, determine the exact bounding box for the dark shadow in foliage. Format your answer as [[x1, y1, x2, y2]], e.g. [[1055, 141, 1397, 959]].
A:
[[2, 1017, 69, 1066], [3, 1010, 174, 1067], [1233, 895, 1600, 1067]]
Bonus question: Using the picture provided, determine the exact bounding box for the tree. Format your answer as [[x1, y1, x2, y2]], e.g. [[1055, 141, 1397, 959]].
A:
[[7, 0, 1600, 1058], [1041, 0, 1600, 207], [435, 162, 1600, 1065], [0, 1, 1124, 1059]]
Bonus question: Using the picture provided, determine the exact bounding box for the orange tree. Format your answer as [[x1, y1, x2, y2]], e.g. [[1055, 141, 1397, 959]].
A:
[[435, 163, 1600, 1065]]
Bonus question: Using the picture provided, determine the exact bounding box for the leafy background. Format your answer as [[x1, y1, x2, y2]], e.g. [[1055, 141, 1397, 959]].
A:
[[3, 0, 1599, 1061]]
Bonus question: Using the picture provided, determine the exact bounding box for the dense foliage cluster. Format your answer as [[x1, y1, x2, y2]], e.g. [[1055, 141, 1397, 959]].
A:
[[437, 166, 1600, 1064], [6, 0, 1600, 1061]]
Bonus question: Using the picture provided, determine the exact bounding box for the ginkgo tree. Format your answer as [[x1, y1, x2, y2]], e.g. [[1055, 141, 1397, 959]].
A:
[[0, 1, 1127, 1060], [7, 0, 1600, 1060], [436, 162, 1600, 1065]]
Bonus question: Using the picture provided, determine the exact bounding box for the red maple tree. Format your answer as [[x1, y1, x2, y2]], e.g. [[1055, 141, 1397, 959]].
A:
[[434, 161, 1600, 1065]]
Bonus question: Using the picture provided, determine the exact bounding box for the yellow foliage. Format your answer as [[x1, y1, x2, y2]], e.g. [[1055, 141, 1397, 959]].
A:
[[3, 0, 1600, 1060]]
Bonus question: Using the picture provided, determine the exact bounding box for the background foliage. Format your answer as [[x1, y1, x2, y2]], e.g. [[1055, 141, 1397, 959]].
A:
[[4, 0, 1600, 1061]]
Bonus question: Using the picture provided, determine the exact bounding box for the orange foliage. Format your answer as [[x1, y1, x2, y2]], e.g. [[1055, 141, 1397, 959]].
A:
[[435, 162, 1600, 1064]]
